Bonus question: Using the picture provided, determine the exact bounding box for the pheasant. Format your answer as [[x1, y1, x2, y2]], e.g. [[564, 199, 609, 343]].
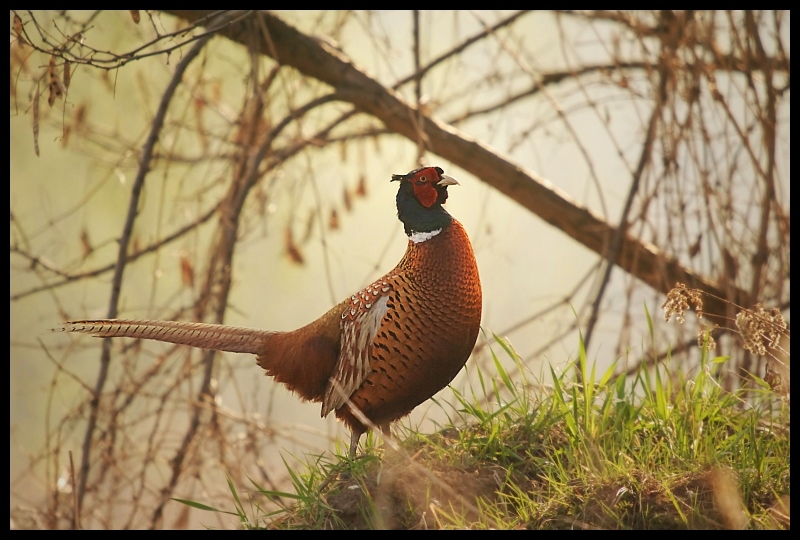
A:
[[60, 166, 482, 457]]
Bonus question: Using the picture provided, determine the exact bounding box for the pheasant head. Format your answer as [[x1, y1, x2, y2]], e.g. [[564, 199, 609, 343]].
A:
[[392, 166, 459, 238]]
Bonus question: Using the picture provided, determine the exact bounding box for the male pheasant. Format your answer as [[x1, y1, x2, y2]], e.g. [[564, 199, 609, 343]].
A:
[[60, 166, 482, 457]]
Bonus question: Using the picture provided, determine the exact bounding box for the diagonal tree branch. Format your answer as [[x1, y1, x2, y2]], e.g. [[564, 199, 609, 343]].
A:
[[164, 10, 751, 319]]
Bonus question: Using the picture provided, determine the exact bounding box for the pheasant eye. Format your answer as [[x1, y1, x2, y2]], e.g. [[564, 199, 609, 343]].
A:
[[419, 176, 427, 183]]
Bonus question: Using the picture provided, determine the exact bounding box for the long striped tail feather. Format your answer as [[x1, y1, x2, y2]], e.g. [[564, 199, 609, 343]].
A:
[[57, 319, 272, 355]]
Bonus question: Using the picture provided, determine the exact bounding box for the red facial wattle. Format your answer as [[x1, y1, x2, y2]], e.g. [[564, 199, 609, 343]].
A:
[[412, 181, 439, 208]]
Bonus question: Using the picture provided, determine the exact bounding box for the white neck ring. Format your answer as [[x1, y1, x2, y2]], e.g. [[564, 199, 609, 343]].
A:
[[408, 228, 442, 243]]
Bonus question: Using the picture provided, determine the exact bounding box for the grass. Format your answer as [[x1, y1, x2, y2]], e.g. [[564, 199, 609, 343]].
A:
[[176, 305, 790, 529]]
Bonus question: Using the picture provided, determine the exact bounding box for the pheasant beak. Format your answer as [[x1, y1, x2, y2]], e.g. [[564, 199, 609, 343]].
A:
[[437, 174, 460, 186]]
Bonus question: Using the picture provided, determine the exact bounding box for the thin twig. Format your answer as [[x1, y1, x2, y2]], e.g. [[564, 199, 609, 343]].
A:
[[76, 25, 217, 510], [69, 451, 80, 529], [582, 41, 669, 355]]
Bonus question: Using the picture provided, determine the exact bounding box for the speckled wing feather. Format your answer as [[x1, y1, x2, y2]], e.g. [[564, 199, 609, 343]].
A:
[[321, 275, 395, 416]]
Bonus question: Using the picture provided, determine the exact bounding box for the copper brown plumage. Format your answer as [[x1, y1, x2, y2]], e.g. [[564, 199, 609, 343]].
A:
[[59, 166, 482, 457]]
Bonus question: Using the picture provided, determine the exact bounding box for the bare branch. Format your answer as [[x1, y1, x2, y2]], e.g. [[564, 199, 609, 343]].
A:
[[76, 19, 220, 512], [165, 10, 752, 319]]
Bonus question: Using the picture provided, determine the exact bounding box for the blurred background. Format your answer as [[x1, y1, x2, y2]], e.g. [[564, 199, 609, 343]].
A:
[[10, 10, 789, 528]]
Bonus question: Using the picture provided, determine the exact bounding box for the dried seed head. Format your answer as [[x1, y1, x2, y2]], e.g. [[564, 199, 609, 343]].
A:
[[735, 304, 787, 356], [697, 325, 717, 351], [662, 283, 703, 324]]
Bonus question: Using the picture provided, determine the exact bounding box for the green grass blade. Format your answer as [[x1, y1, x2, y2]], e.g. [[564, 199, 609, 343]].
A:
[[171, 498, 240, 516]]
